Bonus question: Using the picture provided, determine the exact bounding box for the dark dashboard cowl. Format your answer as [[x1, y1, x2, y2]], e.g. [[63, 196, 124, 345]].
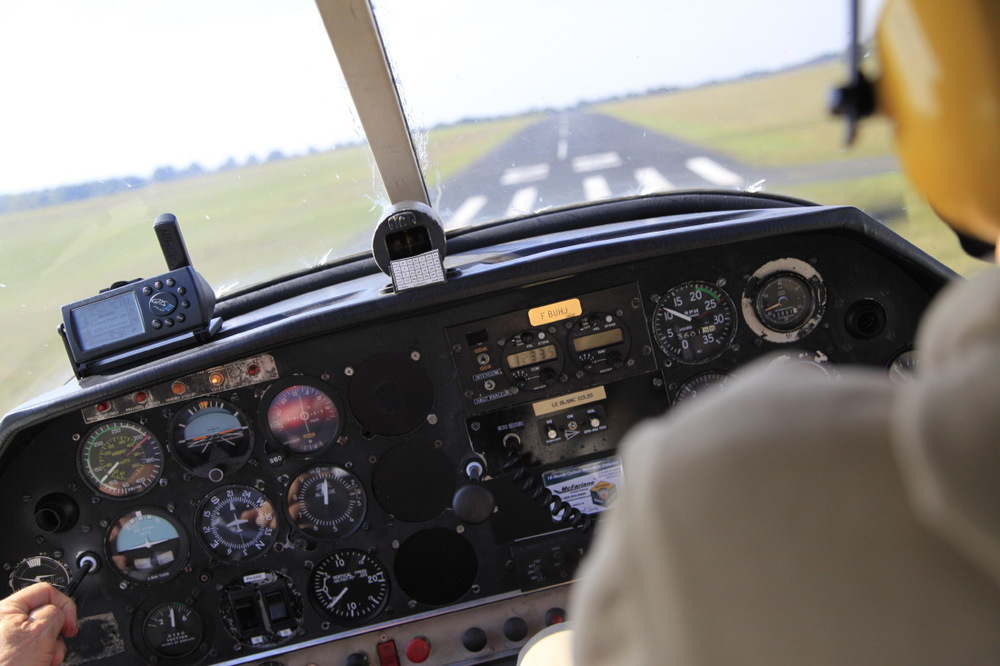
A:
[[0, 199, 955, 665]]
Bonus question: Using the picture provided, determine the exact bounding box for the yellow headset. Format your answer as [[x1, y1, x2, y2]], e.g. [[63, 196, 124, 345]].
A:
[[876, 0, 1000, 245]]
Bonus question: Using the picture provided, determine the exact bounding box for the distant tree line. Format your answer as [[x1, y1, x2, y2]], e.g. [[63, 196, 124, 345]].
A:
[[0, 152, 290, 215]]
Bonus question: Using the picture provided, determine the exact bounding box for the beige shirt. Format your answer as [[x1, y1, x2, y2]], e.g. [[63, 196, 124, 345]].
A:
[[571, 268, 1000, 665]]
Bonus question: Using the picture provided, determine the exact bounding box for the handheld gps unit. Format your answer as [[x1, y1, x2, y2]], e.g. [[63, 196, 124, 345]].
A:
[[58, 214, 221, 377]]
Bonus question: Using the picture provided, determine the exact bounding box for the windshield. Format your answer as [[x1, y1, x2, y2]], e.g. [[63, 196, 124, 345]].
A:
[[0, 0, 987, 417]]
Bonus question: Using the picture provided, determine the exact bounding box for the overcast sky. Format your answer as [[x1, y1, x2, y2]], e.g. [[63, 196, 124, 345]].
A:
[[0, 0, 879, 195]]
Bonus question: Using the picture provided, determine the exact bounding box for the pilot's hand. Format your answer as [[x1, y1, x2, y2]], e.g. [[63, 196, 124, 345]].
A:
[[0, 583, 78, 666]]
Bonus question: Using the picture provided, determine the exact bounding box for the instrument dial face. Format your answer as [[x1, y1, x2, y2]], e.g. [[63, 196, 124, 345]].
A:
[[310, 549, 389, 623], [107, 508, 189, 583], [196, 485, 278, 562], [653, 281, 737, 364], [286, 465, 367, 539], [753, 272, 815, 332], [79, 421, 163, 498], [169, 398, 252, 477], [142, 602, 203, 659], [9, 555, 70, 592], [673, 371, 731, 406], [264, 380, 342, 456]]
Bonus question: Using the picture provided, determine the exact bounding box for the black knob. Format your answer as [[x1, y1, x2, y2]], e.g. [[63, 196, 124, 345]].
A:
[[503, 616, 529, 642], [462, 627, 488, 652], [453, 484, 495, 524], [345, 652, 370, 666]]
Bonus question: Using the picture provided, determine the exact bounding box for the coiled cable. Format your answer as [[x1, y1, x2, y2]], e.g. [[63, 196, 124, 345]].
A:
[[501, 434, 593, 532]]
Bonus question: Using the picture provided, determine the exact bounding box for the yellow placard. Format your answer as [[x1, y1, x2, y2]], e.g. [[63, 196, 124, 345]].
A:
[[528, 298, 582, 326], [532, 386, 607, 417]]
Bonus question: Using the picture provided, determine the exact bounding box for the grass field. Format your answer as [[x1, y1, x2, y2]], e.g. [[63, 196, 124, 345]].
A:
[[0, 116, 536, 416], [0, 62, 986, 417]]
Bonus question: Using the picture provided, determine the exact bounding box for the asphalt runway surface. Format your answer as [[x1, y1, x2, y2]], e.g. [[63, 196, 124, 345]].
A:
[[435, 112, 895, 230]]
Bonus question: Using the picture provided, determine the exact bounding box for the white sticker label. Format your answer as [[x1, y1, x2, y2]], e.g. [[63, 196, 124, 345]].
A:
[[542, 456, 623, 517]]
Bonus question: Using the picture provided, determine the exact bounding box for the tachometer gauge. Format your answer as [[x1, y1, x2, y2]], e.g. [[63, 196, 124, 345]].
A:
[[107, 508, 189, 583], [262, 379, 343, 456], [9, 555, 70, 592], [753, 272, 815, 332], [652, 281, 737, 364], [169, 398, 252, 478], [195, 486, 278, 562], [142, 602, 204, 659], [286, 465, 366, 539], [310, 549, 389, 623], [79, 421, 163, 498]]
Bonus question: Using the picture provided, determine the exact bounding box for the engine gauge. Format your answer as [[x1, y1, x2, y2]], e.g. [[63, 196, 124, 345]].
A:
[[9, 555, 70, 592], [286, 465, 366, 539], [753, 272, 815, 332], [169, 398, 252, 478], [652, 281, 737, 364], [742, 259, 826, 343], [262, 379, 343, 456], [195, 485, 278, 562], [310, 549, 389, 623], [78, 421, 163, 498], [673, 371, 731, 406], [142, 601, 203, 659], [107, 508, 189, 583]]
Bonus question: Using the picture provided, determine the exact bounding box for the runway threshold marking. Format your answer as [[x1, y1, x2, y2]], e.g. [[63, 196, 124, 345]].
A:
[[501, 163, 550, 185], [572, 152, 623, 173], [506, 186, 539, 216], [685, 157, 742, 187], [446, 195, 488, 230], [583, 175, 612, 201], [634, 167, 675, 194]]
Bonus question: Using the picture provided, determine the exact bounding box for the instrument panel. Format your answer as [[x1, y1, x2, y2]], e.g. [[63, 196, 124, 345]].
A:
[[0, 204, 951, 665]]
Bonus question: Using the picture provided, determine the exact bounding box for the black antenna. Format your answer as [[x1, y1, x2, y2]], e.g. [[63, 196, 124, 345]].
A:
[[830, 0, 876, 145], [154, 212, 193, 271]]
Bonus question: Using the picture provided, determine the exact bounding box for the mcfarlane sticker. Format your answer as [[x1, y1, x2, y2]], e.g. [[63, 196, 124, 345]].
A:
[[542, 456, 623, 517]]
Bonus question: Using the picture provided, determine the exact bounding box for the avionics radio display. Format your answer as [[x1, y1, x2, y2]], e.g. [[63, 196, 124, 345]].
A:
[[506, 344, 557, 369], [71, 291, 145, 352], [572, 328, 624, 353]]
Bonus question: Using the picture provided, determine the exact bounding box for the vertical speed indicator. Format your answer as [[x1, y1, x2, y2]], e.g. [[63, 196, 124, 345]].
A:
[[652, 281, 737, 364]]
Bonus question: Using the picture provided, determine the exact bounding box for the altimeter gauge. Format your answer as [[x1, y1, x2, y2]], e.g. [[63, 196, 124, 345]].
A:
[[310, 549, 389, 623], [286, 465, 367, 539], [78, 421, 163, 498], [195, 485, 278, 562]]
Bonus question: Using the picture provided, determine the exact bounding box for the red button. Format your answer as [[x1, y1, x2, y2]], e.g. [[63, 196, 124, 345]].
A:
[[377, 640, 399, 666], [405, 636, 431, 663]]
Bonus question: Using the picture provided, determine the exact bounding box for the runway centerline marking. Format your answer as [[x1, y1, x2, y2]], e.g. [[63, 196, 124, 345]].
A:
[[583, 175, 612, 201], [447, 195, 488, 230], [685, 157, 742, 187], [572, 152, 623, 173], [557, 139, 568, 161], [634, 167, 676, 194], [501, 163, 550, 186], [506, 187, 539, 216]]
